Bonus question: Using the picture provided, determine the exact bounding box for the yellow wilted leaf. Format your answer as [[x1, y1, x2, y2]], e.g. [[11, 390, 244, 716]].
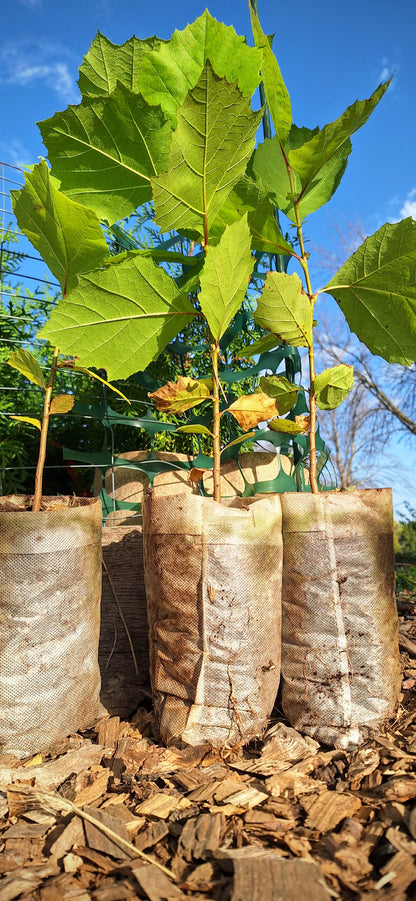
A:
[[226, 393, 279, 431], [50, 394, 75, 415], [10, 415, 42, 430], [149, 376, 211, 414], [295, 414, 310, 432]]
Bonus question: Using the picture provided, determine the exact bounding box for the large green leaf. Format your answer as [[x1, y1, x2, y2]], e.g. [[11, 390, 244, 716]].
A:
[[152, 63, 262, 240], [254, 271, 313, 347], [248, 2, 292, 144], [288, 80, 389, 196], [315, 365, 354, 410], [78, 32, 162, 97], [139, 10, 261, 124], [198, 215, 253, 342], [325, 218, 416, 365], [37, 252, 196, 380], [252, 129, 351, 223], [210, 175, 294, 255], [38, 83, 172, 223], [11, 160, 108, 293]]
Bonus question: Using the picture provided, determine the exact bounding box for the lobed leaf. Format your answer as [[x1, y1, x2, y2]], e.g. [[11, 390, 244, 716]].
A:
[[38, 84, 172, 223], [254, 271, 313, 347], [78, 32, 162, 97], [151, 63, 262, 240], [315, 365, 354, 410], [198, 216, 253, 342], [139, 10, 261, 124], [325, 218, 416, 365], [37, 252, 196, 381], [11, 160, 108, 294]]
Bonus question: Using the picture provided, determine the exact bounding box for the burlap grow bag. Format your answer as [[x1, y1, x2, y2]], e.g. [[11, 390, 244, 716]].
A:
[[0, 496, 102, 757], [142, 493, 282, 748], [280, 488, 401, 749]]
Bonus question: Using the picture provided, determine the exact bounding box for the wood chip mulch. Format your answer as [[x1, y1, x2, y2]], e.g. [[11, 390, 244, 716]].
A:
[[1, 595, 415, 901]]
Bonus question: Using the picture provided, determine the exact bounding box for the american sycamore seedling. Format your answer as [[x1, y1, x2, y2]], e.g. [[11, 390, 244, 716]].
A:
[[11, 8, 416, 501], [6, 161, 129, 510]]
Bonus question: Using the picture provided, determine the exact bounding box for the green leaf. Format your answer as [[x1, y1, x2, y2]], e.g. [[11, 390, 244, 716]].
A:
[[252, 129, 351, 223], [139, 10, 261, 124], [176, 424, 213, 437], [288, 80, 390, 197], [259, 375, 300, 414], [221, 431, 256, 452], [37, 252, 196, 380], [7, 348, 47, 389], [78, 31, 162, 97], [10, 416, 42, 431], [269, 418, 304, 435], [325, 218, 416, 365], [243, 332, 282, 356], [10, 161, 109, 294], [152, 62, 262, 240], [198, 216, 253, 342], [50, 394, 75, 415], [248, 1, 292, 144], [315, 365, 354, 410], [254, 271, 313, 347], [210, 175, 294, 255], [38, 83, 172, 223]]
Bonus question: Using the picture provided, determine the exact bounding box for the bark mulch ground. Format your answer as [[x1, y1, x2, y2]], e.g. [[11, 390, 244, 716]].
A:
[[1, 593, 415, 901]]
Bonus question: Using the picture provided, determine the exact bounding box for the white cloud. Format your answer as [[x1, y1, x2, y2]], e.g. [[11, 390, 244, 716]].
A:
[[400, 188, 416, 220], [0, 139, 33, 170], [20, 0, 42, 7], [0, 40, 79, 104], [375, 57, 398, 91]]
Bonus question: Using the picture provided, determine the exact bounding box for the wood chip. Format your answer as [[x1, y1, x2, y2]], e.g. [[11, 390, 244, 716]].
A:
[[131, 862, 183, 900], [301, 791, 361, 831], [83, 805, 132, 859], [228, 851, 332, 901], [135, 792, 185, 819]]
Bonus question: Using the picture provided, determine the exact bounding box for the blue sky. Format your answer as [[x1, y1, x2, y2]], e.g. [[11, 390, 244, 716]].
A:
[[2, 0, 415, 245], [1, 0, 415, 513]]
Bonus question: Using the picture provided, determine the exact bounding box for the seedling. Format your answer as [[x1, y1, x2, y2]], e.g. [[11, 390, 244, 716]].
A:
[[10, 9, 416, 501]]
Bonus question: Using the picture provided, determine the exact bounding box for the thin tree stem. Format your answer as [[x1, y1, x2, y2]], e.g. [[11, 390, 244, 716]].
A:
[[210, 341, 221, 503], [286, 166, 319, 493], [32, 345, 59, 512]]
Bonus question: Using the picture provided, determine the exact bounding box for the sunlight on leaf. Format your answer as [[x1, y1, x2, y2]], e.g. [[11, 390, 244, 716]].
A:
[[149, 376, 211, 414], [10, 416, 42, 431], [49, 394, 75, 415], [226, 392, 279, 430], [7, 348, 46, 390]]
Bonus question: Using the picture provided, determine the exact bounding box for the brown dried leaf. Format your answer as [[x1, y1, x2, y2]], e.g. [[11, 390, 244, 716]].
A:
[[227, 393, 279, 430]]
